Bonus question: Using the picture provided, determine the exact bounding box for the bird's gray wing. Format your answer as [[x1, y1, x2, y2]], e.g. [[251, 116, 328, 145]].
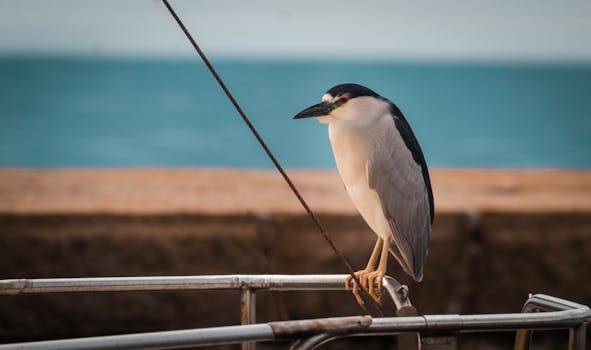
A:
[[367, 104, 432, 281]]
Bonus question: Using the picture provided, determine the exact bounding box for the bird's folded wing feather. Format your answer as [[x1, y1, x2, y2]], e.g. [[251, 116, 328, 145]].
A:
[[367, 115, 431, 280]]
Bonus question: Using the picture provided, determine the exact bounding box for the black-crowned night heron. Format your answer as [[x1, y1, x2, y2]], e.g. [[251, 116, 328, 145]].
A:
[[293, 83, 434, 305]]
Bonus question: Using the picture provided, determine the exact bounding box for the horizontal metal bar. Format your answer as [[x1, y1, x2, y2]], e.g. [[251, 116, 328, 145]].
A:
[[0, 274, 413, 318], [296, 300, 591, 350], [0, 274, 351, 295], [301, 295, 591, 350], [367, 308, 591, 333], [1, 298, 589, 350]]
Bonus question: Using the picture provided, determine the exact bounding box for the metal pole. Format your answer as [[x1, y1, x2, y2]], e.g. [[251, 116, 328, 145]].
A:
[[513, 329, 531, 350], [568, 323, 587, 350], [0, 316, 372, 350], [0, 307, 589, 350], [241, 288, 256, 350], [0, 324, 275, 350], [383, 277, 420, 350], [0, 275, 353, 295], [295, 304, 591, 350]]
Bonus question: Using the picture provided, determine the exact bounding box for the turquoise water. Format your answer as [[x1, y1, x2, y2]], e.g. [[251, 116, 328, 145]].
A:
[[1, 56, 590, 168]]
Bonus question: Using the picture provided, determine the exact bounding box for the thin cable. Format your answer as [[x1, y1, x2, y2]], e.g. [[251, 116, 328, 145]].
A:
[[160, 0, 382, 314]]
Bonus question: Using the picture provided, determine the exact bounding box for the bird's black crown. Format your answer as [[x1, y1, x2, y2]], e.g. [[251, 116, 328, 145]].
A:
[[326, 83, 380, 99]]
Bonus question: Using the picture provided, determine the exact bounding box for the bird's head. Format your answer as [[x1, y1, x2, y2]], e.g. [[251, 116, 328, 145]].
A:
[[293, 83, 386, 124]]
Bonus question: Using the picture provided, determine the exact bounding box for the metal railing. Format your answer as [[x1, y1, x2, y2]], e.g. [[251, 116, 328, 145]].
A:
[[0, 274, 589, 350]]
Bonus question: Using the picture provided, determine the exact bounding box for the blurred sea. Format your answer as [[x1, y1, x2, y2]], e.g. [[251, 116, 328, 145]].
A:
[[1, 56, 590, 168]]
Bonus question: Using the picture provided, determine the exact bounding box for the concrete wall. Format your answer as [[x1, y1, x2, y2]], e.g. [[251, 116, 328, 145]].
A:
[[0, 169, 590, 349]]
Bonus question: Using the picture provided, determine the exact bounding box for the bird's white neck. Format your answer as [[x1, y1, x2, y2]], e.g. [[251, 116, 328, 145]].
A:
[[327, 97, 391, 186]]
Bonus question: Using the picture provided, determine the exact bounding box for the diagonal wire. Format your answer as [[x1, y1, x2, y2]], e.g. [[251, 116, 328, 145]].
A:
[[160, 0, 382, 314]]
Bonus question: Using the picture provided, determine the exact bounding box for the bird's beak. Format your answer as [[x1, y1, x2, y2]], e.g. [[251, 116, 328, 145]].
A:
[[293, 102, 335, 119]]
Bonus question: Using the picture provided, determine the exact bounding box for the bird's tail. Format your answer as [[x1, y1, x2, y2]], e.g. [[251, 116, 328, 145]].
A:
[[389, 246, 423, 282]]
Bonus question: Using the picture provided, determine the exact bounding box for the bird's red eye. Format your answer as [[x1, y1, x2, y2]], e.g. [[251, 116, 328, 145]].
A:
[[340, 96, 349, 104]]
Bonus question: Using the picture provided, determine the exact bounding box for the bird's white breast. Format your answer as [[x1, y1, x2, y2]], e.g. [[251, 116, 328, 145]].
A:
[[327, 98, 394, 240]]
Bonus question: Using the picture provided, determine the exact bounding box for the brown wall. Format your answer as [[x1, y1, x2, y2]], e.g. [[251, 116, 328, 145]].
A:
[[0, 169, 590, 348]]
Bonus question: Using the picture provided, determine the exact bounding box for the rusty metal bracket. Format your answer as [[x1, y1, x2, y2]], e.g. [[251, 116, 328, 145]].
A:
[[270, 315, 372, 338]]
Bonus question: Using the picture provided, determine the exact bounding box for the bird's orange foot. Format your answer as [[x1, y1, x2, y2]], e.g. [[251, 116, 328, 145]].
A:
[[345, 269, 382, 305], [365, 270, 385, 303]]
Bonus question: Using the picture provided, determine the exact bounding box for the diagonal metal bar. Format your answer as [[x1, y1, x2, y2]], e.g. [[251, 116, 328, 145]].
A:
[[0, 295, 588, 350]]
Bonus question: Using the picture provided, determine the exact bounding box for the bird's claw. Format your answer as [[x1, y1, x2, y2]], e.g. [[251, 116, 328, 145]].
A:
[[366, 270, 384, 303], [345, 271, 367, 305], [345, 270, 384, 305]]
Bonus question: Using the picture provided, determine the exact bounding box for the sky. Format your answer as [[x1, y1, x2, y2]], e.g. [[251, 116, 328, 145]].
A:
[[1, 0, 590, 62]]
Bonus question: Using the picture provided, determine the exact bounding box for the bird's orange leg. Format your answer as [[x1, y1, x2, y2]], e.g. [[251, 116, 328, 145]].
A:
[[365, 237, 390, 303], [345, 238, 382, 305]]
